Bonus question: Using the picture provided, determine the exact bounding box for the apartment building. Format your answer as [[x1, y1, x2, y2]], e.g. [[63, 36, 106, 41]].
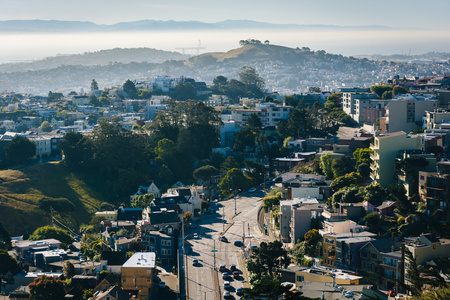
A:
[[382, 94, 438, 133], [370, 131, 425, 188], [121, 252, 155, 300], [419, 163, 450, 217], [341, 89, 382, 124], [231, 104, 292, 127]]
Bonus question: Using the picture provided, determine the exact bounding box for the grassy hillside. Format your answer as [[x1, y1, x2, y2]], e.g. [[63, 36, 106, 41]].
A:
[[0, 162, 107, 236]]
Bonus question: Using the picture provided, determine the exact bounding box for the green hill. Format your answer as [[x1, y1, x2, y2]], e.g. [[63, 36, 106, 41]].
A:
[[0, 162, 107, 236]]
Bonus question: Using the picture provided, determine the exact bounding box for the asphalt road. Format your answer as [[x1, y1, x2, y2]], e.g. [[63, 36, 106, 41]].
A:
[[184, 190, 268, 300]]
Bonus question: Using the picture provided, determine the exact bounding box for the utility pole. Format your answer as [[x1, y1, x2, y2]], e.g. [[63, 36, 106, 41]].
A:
[[50, 206, 54, 227], [213, 239, 216, 270], [222, 205, 225, 231]]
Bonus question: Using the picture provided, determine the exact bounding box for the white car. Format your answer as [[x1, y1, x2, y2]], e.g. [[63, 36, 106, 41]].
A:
[[345, 291, 353, 298], [193, 233, 199, 239], [223, 281, 230, 289]]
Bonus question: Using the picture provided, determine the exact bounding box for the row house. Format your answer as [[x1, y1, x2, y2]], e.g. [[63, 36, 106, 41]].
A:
[[141, 225, 175, 266]]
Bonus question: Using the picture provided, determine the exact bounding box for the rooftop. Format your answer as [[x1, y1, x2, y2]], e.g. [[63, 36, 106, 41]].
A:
[[122, 252, 155, 268]]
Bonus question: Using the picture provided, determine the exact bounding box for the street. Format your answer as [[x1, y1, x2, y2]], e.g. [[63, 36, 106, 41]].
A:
[[184, 190, 267, 300]]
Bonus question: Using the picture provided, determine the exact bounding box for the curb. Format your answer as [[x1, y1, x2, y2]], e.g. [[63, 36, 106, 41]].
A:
[[219, 211, 241, 236]]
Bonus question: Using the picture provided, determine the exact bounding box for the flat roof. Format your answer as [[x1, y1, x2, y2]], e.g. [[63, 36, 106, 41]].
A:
[[122, 252, 155, 268]]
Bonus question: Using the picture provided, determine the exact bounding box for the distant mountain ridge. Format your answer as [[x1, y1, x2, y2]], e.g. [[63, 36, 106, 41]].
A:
[[0, 19, 397, 32]]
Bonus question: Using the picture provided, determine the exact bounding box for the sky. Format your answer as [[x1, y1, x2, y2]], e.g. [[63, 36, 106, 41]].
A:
[[1, 0, 449, 29]]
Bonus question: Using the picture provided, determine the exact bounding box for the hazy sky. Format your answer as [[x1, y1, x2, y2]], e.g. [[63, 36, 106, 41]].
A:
[[1, 0, 449, 29]]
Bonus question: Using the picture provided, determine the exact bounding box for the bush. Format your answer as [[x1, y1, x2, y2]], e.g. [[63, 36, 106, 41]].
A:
[[39, 197, 75, 213]]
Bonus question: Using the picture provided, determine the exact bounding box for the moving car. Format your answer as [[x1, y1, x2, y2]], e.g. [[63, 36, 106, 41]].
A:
[[344, 291, 353, 298], [159, 281, 166, 288], [219, 236, 228, 242], [193, 233, 199, 239], [234, 240, 244, 247], [192, 259, 199, 266], [248, 187, 256, 193]]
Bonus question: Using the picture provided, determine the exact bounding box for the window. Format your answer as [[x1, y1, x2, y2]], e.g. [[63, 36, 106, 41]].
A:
[[296, 275, 304, 282], [371, 253, 377, 259]]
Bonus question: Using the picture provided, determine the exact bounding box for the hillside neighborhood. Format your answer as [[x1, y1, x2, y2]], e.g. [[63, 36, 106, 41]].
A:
[[0, 66, 450, 300]]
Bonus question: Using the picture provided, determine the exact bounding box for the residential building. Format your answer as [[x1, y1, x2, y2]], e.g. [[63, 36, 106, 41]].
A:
[[363, 200, 397, 217], [94, 210, 117, 221], [383, 94, 438, 133], [370, 131, 425, 187], [320, 220, 367, 235], [121, 252, 155, 300], [141, 225, 175, 266], [272, 157, 304, 173], [280, 266, 362, 288], [419, 162, 450, 217], [289, 201, 323, 244], [279, 198, 319, 241], [379, 249, 402, 290], [359, 239, 400, 289], [230, 104, 292, 127], [117, 207, 142, 222], [281, 176, 329, 201], [341, 89, 381, 124], [425, 109, 450, 130], [28, 136, 51, 158], [12, 239, 61, 260], [322, 232, 376, 269]]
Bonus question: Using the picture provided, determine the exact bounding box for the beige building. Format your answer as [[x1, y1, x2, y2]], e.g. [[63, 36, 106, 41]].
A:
[[384, 94, 438, 133], [425, 109, 450, 129], [285, 266, 362, 287], [121, 252, 155, 300], [370, 131, 425, 188]]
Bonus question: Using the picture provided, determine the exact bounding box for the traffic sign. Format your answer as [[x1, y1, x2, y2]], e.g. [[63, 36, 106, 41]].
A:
[[211, 250, 218, 252]]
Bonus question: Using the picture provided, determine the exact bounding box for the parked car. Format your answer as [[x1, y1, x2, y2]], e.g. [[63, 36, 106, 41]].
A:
[[344, 291, 353, 298], [219, 236, 228, 242], [233, 271, 240, 279], [223, 291, 231, 299], [236, 287, 243, 296], [188, 223, 196, 229], [395, 295, 404, 300], [387, 290, 397, 297], [222, 272, 229, 279], [248, 187, 256, 193], [234, 240, 244, 247], [223, 281, 231, 290], [251, 245, 258, 251], [193, 233, 199, 239], [159, 281, 166, 288], [192, 259, 199, 266], [219, 264, 226, 272], [230, 264, 236, 271]]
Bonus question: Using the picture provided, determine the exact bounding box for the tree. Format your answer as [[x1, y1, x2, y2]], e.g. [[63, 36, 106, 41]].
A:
[[38, 197, 75, 214], [219, 168, 252, 197], [353, 148, 373, 168], [246, 240, 290, 280], [308, 87, 321, 93], [363, 183, 388, 203], [193, 165, 219, 199], [246, 113, 263, 132], [123, 79, 137, 99], [4, 135, 36, 165], [98, 89, 111, 106], [382, 90, 393, 99], [220, 157, 240, 175], [244, 160, 268, 186], [0, 249, 18, 275], [41, 121, 52, 132], [303, 229, 322, 257], [234, 127, 257, 152], [370, 85, 393, 98], [243, 278, 307, 300], [59, 132, 93, 170], [131, 194, 154, 209], [88, 94, 100, 106], [30, 226, 72, 245], [393, 85, 408, 96], [331, 155, 355, 178], [320, 154, 334, 180], [63, 261, 75, 279], [330, 172, 363, 193], [171, 82, 196, 101], [29, 275, 65, 300], [363, 212, 380, 228], [183, 211, 192, 224], [238, 66, 265, 97], [212, 75, 228, 95], [90, 79, 99, 91]]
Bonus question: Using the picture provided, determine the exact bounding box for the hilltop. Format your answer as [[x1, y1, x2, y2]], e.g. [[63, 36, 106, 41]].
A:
[[0, 162, 107, 236], [186, 43, 317, 66]]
